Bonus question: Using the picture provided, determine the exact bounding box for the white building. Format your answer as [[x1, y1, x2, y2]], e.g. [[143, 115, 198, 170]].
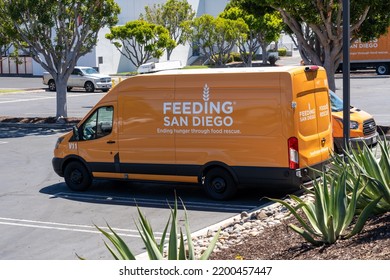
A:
[[31, 0, 229, 76]]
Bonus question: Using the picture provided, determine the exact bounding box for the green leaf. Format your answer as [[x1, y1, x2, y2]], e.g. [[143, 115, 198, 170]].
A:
[[178, 229, 187, 260], [182, 199, 195, 260], [346, 195, 382, 238], [95, 224, 136, 260], [167, 199, 178, 260], [289, 224, 323, 246], [200, 228, 221, 260]]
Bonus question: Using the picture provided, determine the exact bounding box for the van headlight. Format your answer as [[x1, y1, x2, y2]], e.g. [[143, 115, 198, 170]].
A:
[[335, 119, 359, 130], [350, 121, 359, 130]]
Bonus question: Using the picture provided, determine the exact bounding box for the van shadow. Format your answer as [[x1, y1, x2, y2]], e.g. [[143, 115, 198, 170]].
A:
[[0, 125, 71, 139], [40, 180, 290, 213]]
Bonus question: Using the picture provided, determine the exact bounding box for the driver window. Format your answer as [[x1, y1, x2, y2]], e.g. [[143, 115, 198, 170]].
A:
[[71, 68, 82, 76], [81, 106, 113, 140]]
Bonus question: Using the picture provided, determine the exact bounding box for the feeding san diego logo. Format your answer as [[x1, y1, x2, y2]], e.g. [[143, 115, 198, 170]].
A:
[[158, 84, 240, 135]]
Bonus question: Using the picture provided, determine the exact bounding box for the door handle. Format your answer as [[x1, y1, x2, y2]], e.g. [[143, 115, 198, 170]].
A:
[[107, 140, 116, 144]]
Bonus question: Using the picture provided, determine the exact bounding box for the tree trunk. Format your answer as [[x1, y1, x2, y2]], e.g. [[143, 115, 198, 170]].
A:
[[55, 77, 68, 119], [261, 44, 268, 65], [167, 48, 172, 61], [324, 62, 336, 92]]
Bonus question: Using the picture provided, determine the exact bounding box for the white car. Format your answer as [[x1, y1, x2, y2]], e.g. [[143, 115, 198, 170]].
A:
[[42, 66, 112, 92]]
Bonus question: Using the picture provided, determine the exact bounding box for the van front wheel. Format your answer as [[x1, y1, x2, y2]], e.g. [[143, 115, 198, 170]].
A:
[[204, 167, 237, 200], [64, 161, 92, 191]]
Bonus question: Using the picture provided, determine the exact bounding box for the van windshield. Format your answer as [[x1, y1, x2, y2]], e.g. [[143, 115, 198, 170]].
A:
[[329, 90, 343, 112]]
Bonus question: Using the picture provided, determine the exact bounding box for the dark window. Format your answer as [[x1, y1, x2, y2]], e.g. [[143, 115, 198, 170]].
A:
[[71, 68, 82, 76], [81, 106, 113, 140]]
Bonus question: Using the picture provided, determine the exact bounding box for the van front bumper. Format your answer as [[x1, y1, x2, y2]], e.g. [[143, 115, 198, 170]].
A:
[[52, 157, 64, 177], [334, 132, 378, 151]]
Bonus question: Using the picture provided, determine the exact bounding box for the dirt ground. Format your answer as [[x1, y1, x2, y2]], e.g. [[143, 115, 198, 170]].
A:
[[211, 212, 390, 260]]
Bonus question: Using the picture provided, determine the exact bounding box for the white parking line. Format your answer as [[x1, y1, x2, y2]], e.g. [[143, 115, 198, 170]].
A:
[[0, 141, 8, 144], [0, 217, 150, 238]]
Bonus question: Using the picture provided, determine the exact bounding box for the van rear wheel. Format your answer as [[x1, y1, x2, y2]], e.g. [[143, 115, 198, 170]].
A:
[[204, 167, 237, 200], [64, 161, 92, 191], [376, 64, 389, 75]]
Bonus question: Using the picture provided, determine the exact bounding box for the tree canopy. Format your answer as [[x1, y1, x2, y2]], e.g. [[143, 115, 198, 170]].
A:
[[140, 0, 195, 60], [264, 0, 390, 90], [105, 20, 175, 68], [0, 0, 121, 118], [183, 14, 248, 67], [220, 3, 283, 66]]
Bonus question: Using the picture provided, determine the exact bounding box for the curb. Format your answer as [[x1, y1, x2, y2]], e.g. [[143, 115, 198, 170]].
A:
[[0, 88, 46, 94], [0, 121, 74, 130]]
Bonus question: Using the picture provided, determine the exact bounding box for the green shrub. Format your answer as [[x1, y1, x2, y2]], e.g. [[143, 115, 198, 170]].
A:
[[269, 170, 380, 246], [230, 52, 242, 62], [268, 55, 277, 66], [278, 48, 287, 56], [330, 138, 390, 214], [78, 198, 220, 260]]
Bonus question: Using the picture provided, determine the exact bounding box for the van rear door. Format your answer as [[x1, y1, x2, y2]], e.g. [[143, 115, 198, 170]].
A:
[[294, 68, 332, 168]]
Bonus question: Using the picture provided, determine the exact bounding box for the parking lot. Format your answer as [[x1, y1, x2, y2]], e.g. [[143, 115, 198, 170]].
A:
[[0, 73, 389, 259]]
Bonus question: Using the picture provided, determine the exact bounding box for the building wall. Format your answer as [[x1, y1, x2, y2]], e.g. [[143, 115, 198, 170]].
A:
[[32, 0, 229, 76]]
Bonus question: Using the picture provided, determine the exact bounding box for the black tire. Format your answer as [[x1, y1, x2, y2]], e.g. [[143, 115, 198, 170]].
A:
[[203, 167, 237, 200], [64, 161, 92, 191], [84, 81, 95, 92], [376, 64, 389, 75], [48, 80, 56, 91]]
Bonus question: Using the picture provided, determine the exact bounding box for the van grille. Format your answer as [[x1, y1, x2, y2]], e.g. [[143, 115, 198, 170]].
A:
[[363, 118, 376, 135]]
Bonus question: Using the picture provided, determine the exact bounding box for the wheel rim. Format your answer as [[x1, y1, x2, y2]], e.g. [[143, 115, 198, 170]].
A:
[[70, 169, 83, 185], [211, 177, 227, 194], [49, 82, 56, 91], [85, 83, 94, 92], [378, 66, 387, 75]]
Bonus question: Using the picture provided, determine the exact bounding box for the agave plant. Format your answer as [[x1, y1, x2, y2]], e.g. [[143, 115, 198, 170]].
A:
[[80, 198, 220, 260], [270, 170, 381, 246], [331, 138, 390, 213]]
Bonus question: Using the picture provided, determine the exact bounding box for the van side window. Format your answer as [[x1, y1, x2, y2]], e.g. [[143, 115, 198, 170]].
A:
[[81, 106, 113, 140]]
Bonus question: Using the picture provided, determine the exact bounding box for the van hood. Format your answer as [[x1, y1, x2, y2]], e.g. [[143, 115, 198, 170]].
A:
[[332, 106, 374, 122]]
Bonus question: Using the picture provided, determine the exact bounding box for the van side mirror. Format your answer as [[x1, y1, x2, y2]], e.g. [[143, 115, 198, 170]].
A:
[[73, 126, 80, 141]]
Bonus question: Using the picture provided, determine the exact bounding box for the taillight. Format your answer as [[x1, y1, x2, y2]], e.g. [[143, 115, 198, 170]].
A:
[[304, 65, 319, 72], [288, 137, 299, 169]]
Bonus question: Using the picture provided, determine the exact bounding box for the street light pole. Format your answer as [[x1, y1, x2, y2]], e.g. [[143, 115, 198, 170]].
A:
[[342, 0, 351, 152]]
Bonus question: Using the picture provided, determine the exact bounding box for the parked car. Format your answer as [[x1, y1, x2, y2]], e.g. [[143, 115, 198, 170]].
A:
[[42, 66, 112, 92], [330, 90, 378, 152]]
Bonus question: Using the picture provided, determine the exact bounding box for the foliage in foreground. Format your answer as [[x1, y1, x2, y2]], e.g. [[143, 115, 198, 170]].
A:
[[270, 171, 380, 246], [331, 138, 390, 214], [79, 198, 220, 260]]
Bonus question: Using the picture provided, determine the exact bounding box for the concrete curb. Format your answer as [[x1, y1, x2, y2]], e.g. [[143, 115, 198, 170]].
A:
[[0, 88, 46, 94], [0, 121, 74, 130]]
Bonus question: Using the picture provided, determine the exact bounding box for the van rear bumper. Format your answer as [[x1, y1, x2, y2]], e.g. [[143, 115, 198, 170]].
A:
[[233, 160, 329, 188]]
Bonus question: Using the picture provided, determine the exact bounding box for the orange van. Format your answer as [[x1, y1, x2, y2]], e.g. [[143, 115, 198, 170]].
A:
[[52, 66, 333, 200], [329, 90, 378, 152]]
